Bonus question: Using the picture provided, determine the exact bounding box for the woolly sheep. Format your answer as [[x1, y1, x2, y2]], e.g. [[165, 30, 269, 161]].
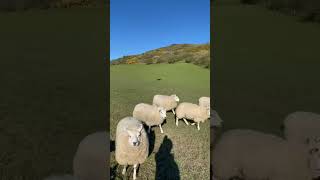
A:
[[212, 129, 320, 180], [199, 96, 210, 109], [283, 111, 320, 144], [133, 103, 167, 133], [175, 102, 210, 130], [115, 117, 149, 180], [73, 131, 108, 180], [152, 94, 179, 114]]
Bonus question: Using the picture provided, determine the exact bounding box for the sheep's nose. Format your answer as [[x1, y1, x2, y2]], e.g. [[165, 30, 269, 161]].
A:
[[133, 142, 138, 146]]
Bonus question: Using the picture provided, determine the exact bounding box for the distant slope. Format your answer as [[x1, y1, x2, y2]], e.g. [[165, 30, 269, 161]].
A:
[[111, 43, 210, 68]]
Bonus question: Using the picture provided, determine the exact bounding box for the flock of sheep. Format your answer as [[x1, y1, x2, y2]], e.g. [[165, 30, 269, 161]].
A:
[[115, 94, 215, 180], [212, 111, 320, 180]]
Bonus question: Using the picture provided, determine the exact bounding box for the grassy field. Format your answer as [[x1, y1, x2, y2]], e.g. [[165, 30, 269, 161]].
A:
[[0, 8, 106, 179], [110, 63, 210, 180], [213, 1, 320, 137]]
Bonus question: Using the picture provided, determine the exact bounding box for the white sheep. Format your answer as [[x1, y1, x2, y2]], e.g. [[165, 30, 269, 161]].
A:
[[283, 111, 320, 144], [212, 129, 320, 180], [133, 103, 166, 133], [115, 117, 149, 180], [43, 131, 108, 180], [73, 131, 108, 180], [175, 102, 210, 130], [152, 94, 179, 114], [199, 96, 210, 109]]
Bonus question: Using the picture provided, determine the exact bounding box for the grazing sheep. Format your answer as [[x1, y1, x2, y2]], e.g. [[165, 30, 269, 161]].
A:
[[199, 96, 210, 109], [115, 117, 149, 180], [212, 129, 320, 180], [73, 131, 108, 180], [283, 111, 320, 144], [152, 94, 180, 115], [133, 103, 167, 133], [175, 102, 210, 130], [211, 109, 223, 127]]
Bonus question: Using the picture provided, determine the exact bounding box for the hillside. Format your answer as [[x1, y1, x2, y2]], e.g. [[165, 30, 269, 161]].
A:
[[111, 43, 210, 68]]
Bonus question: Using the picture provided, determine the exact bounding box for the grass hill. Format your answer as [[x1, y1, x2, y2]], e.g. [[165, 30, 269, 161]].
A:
[[111, 43, 210, 68]]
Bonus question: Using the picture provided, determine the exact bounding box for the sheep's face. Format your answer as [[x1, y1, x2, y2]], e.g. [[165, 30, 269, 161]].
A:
[[126, 124, 143, 147], [158, 107, 167, 120], [171, 94, 180, 102], [307, 137, 320, 177]]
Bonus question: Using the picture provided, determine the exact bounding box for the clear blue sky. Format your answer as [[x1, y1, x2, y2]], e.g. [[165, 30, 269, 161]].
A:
[[110, 0, 210, 60]]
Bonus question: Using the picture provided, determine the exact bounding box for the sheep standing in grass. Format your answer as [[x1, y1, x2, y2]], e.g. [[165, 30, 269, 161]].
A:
[[212, 129, 320, 180], [175, 102, 210, 130], [199, 96, 210, 109], [283, 111, 320, 144], [115, 117, 149, 180], [152, 94, 179, 115], [73, 131, 108, 180], [133, 103, 167, 133]]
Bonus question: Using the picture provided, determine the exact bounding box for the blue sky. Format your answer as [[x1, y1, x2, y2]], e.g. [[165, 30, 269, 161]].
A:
[[110, 0, 210, 60]]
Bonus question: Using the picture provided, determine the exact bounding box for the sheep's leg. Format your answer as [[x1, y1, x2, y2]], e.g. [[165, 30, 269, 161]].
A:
[[172, 109, 175, 115], [190, 122, 196, 125], [122, 165, 127, 175], [133, 164, 138, 180], [197, 122, 200, 130], [176, 117, 179, 126], [148, 126, 151, 133], [159, 124, 164, 133], [183, 118, 189, 125]]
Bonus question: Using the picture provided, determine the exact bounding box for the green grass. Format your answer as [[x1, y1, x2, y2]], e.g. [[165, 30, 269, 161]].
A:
[[0, 8, 106, 179], [214, 2, 320, 137], [110, 63, 210, 180]]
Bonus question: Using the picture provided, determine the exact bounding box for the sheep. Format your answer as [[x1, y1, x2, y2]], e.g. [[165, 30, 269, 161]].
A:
[[175, 102, 210, 130], [73, 131, 108, 180], [43, 131, 108, 180], [283, 111, 320, 144], [199, 96, 210, 109], [152, 94, 179, 115], [133, 103, 167, 133], [115, 117, 149, 180], [212, 129, 320, 180]]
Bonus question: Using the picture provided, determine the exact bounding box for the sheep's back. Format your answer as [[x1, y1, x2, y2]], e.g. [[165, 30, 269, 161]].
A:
[[133, 103, 162, 126], [153, 95, 177, 110]]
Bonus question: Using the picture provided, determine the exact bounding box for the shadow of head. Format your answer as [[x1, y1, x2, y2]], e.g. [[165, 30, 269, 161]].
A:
[[155, 135, 180, 180]]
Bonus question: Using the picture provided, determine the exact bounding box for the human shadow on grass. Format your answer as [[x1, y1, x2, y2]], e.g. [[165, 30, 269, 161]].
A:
[[155, 135, 180, 180]]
